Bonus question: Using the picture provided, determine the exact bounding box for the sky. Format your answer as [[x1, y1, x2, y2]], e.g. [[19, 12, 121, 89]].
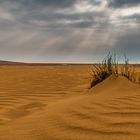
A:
[[0, 0, 140, 63]]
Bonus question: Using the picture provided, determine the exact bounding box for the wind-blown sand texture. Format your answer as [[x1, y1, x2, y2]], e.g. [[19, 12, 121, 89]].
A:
[[0, 65, 140, 140]]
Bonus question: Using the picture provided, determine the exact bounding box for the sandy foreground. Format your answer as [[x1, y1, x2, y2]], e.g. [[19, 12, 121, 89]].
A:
[[0, 65, 140, 140]]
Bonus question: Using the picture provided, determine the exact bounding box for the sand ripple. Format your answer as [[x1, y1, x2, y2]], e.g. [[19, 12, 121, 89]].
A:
[[0, 66, 140, 140]]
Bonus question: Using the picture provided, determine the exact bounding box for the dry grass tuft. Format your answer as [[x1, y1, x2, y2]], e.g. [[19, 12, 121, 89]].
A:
[[90, 53, 139, 88], [120, 56, 137, 83]]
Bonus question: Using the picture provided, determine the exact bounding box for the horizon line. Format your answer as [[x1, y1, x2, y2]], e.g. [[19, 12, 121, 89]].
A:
[[0, 60, 140, 65]]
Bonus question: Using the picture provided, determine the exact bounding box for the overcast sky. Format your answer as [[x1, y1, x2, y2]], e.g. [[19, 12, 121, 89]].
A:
[[0, 0, 140, 63]]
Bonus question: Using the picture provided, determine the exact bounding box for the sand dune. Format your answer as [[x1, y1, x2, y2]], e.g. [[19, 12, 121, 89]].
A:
[[0, 66, 140, 140]]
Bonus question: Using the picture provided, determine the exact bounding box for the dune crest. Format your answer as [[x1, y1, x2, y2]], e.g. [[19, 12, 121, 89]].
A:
[[90, 75, 139, 95]]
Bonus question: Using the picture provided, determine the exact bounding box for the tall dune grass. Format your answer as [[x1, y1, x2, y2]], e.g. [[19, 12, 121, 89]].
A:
[[90, 53, 139, 88]]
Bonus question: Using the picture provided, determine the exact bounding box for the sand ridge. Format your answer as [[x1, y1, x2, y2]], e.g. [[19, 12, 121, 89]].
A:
[[0, 66, 140, 140]]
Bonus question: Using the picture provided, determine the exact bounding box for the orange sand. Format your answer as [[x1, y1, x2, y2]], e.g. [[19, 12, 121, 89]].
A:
[[0, 65, 140, 140]]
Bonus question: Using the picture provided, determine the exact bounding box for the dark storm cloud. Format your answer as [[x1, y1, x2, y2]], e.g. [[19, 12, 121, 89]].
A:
[[26, 0, 76, 8], [29, 12, 103, 21], [0, 0, 78, 9], [122, 14, 140, 21], [88, 0, 102, 5], [0, 0, 106, 30], [108, 0, 140, 8]]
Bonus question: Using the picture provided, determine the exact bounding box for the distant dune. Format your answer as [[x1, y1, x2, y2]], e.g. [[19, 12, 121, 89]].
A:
[[0, 65, 140, 140], [0, 60, 24, 65], [0, 60, 93, 66]]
